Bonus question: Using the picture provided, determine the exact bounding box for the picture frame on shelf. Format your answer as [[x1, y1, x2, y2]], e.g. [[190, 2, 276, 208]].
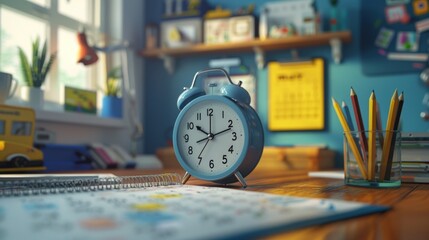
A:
[[204, 15, 255, 45], [260, 0, 317, 39], [229, 15, 255, 42], [160, 18, 202, 48], [204, 18, 230, 44]]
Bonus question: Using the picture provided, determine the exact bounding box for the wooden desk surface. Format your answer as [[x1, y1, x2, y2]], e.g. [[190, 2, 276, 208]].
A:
[[81, 168, 429, 240]]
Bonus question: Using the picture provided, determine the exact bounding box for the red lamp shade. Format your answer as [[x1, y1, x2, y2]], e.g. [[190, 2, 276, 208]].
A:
[[77, 31, 99, 65]]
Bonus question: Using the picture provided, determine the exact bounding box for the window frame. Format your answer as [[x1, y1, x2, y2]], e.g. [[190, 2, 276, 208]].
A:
[[0, 0, 103, 106]]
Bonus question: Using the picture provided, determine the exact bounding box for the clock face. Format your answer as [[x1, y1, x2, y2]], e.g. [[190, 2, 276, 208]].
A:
[[175, 97, 247, 178]]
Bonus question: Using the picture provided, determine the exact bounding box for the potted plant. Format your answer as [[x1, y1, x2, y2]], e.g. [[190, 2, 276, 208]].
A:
[[101, 66, 123, 118], [18, 37, 56, 109]]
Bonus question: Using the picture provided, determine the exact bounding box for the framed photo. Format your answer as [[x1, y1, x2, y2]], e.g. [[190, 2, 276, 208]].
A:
[[204, 16, 255, 44], [204, 18, 230, 44], [229, 15, 255, 42], [64, 86, 97, 114], [261, 0, 316, 37], [160, 18, 202, 48]]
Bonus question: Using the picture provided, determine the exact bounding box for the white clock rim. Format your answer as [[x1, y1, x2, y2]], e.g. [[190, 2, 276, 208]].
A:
[[173, 95, 250, 181]]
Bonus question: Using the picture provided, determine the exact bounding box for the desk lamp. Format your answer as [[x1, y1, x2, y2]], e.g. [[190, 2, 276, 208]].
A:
[[77, 30, 143, 155]]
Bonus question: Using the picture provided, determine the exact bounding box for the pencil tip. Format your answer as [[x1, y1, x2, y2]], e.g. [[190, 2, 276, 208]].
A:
[[342, 101, 346, 106], [393, 89, 398, 97], [350, 88, 355, 95]]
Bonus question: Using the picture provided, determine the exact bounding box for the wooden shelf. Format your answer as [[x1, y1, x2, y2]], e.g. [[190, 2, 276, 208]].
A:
[[140, 31, 351, 58], [139, 31, 352, 73]]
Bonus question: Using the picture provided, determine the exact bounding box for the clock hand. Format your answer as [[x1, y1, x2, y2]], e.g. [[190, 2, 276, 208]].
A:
[[209, 113, 212, 134], [197, 128, 231, 143], [196, 126, 209, 135], [213, 128, 232, 137], [196, 137, 209, 143], [198, 139, 210, 165], [196, 132, 215, 143]]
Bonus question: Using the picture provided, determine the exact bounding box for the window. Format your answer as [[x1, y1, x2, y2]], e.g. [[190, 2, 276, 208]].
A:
[[0, 0, 103, 109], [12, 121, 32, 136], [0, 120, 4, 135]]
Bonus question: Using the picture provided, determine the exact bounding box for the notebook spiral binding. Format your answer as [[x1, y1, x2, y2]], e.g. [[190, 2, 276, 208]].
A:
[[0, 173, 182, 197]]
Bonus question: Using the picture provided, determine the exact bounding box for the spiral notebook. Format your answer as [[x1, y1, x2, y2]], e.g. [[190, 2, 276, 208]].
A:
[[0, 173, 388, 240]]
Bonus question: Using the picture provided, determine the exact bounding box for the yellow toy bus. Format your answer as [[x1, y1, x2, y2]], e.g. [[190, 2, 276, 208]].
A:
[[0, 104, 45, 172]]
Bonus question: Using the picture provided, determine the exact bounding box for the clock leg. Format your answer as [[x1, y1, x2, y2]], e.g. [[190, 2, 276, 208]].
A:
[[182, 172, 191, 184], [234, 171, 247, 189]]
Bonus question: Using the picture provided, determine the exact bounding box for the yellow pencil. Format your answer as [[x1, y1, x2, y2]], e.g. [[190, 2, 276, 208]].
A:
[[384, 92, 404, 180], [379, 90, 399, 180], [332, 97, 368, 180], [368, 91, 377, 181]]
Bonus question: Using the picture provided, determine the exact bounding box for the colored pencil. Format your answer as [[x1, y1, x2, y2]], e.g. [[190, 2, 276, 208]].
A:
[[350, 87, 368, 163], [380, 90, 399, 180], [384, 92, 404, 180], [368, 91, 377, 181], [332, 97, 368, 180], [375, 101, 385, 149], [342, 101, 355, 131]]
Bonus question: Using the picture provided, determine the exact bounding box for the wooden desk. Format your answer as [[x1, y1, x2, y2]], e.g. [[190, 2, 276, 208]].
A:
[[80, 168, 429, 240]]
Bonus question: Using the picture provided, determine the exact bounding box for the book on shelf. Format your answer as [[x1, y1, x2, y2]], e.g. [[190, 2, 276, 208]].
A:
[[401, 172, 429, 183], [0, 172, 389, 240]]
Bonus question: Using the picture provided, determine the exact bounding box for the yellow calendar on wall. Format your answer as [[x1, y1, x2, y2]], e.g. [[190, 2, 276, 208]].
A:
[[268, 58, 325, 131]]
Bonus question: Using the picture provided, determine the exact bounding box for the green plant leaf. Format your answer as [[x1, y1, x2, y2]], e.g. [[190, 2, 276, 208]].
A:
[[40, 53, 56, 88], [18, 47, 32, 87], [39, 39, 47, 79], [18, 37, 56, 88], [32, 37, 40, 81], [105, 66, 122, 97]]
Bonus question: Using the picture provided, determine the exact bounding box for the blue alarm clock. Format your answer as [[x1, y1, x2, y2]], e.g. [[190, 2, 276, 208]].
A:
[[173, 68, 264, 188]]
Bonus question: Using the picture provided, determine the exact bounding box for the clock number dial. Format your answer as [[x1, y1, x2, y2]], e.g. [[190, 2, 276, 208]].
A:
[[228, 120, 233, 128], [177, 100, 245, 176], [228, 145, 234, 154], [222, 155, 227, 164], [187, 122, 194, 130], [232, 132, 237, 141], [207, 108, 213, 116]]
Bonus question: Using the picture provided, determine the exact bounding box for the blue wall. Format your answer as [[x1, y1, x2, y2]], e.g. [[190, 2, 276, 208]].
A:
[[143, 1, 429, 165]]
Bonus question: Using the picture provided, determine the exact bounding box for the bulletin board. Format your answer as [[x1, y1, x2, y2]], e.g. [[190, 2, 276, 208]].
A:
[[361, 1, 429, 76], [268, 58, 325, 131]]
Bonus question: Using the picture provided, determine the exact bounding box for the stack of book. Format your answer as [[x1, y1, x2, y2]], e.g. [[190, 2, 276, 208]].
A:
[[401, 133, 429, 183]]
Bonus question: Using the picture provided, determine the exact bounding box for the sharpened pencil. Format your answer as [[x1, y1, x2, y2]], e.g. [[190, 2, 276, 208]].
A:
[[342, 101, 355, 131], [350, 87, 368, 164], [375, 102, 384, 149], [384, 92, 404, 180], [380, 90, 399, 180], [332, 97, 368, 180], [368, 91, 377, 181]]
